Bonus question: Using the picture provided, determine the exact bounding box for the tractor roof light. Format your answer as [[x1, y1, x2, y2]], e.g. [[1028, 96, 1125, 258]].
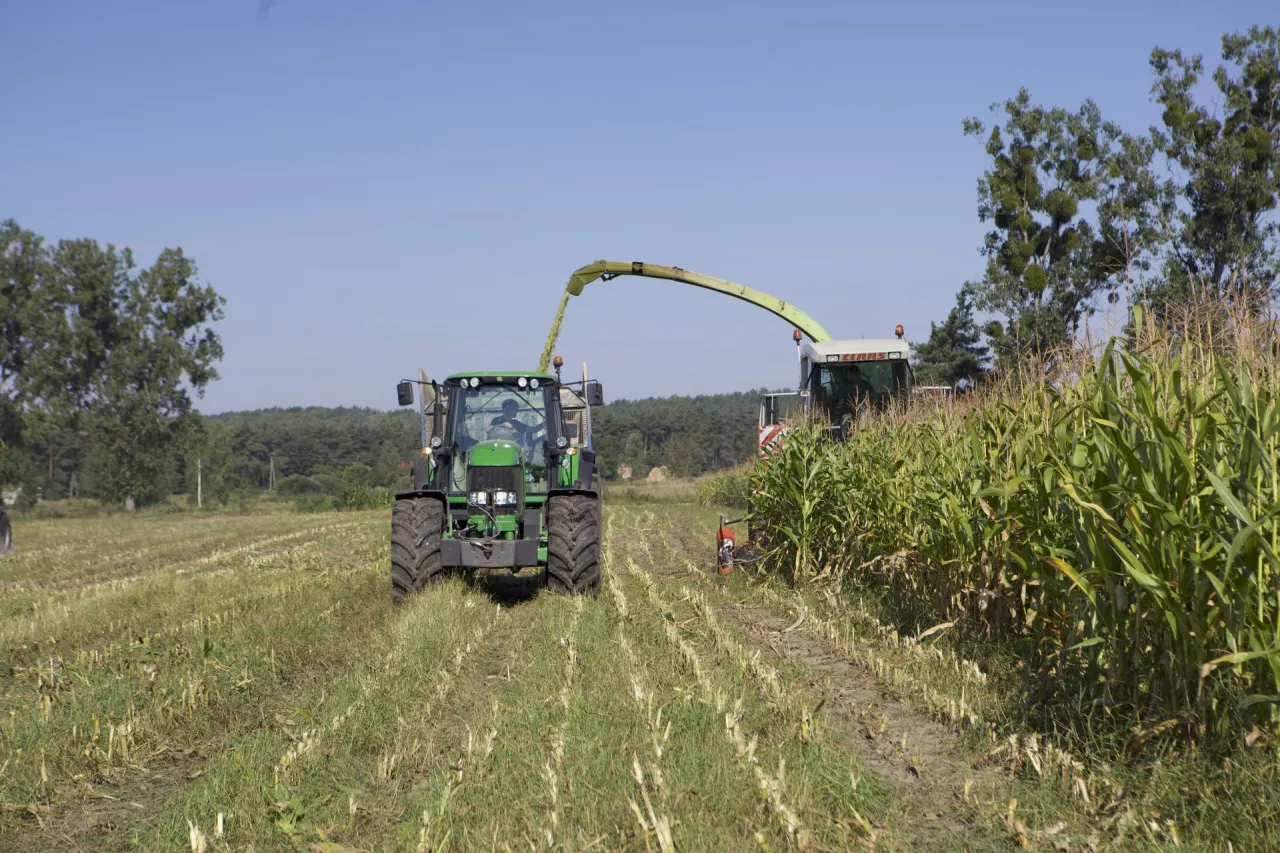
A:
[[895, 324, 905, 339], [792, 329, 803, 343], [517, 376, 528, 388], [530, 378, 539, 389], [470, 377, 480, 388]]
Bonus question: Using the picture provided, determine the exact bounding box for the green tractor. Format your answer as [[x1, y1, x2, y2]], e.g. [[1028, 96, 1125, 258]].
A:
[[391, 357, 604, 600]]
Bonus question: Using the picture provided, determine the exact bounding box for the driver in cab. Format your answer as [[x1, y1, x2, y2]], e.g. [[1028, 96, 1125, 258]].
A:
[[489, 399, 532, 441]]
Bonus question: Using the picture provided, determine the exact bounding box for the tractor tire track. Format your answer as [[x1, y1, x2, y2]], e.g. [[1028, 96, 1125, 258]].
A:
[[622, 507, 1028, 850]]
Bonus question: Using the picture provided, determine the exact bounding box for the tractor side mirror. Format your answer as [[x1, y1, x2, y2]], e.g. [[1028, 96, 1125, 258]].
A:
[[396, 381, 414, 407], [585, 381, 604, 407]]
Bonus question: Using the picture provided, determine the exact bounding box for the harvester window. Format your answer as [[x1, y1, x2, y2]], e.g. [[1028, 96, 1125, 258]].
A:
[[813, 361, 907, 420], [760, 393, 801, 427]]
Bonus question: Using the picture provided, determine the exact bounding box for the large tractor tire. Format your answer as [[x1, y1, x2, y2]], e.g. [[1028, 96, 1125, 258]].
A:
[[545, 494, 601, 597], [0, 510, 10, 556], [390, 497, 445, 602]]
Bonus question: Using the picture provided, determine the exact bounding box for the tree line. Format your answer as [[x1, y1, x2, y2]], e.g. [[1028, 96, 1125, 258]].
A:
[[1, 391, 764, 508], [592, 390, 761, 479], [913, 26, 1280, 386]]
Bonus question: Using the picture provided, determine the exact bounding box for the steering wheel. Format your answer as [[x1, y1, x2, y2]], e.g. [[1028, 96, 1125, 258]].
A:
[[487, 423, 519, 442]]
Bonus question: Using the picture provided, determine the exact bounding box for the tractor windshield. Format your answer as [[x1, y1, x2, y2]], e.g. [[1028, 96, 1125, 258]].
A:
[[811, 360, 908, 422], [448, 384, 551, 492]]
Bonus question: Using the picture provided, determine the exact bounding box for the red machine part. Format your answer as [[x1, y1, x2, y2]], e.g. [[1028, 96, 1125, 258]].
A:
[[716, 525, 735, 575]]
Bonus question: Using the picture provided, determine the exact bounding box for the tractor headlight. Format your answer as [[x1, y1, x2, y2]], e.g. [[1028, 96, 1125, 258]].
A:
[[469, 491, 488, 505], [429, 435, 443, 449], [517, 377, 528, 388], [555, 436, 569, 449], [493, 490, 517, 506]]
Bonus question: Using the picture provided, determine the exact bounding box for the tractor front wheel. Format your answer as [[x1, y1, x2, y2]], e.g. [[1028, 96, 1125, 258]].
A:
[[545, 495, 601, 597], [391, 497, 445, 602]]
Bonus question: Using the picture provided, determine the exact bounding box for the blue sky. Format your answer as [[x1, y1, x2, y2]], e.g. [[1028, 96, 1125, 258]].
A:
[[3, 1, 1273, 412]]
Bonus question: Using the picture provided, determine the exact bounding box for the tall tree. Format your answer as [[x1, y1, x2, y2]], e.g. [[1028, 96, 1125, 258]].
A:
[[912, 287, 990, 386], [964, 91, 1162, 358], [1142, 26, 1280, 312], [80, 245, 225, 504], [0, 221, 55, 493], [660, 433, 699, 479]]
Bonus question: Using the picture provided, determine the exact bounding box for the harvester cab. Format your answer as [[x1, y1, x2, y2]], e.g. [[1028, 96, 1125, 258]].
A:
[[391, 360, 605, 601], [757, 325, 912, 452]]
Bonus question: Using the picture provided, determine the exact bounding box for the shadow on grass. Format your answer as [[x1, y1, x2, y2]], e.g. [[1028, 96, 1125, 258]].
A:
[[470, 566, 545, 605]]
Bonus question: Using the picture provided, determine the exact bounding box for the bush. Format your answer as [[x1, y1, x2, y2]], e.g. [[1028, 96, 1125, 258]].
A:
[[310, 473, 346, 495], [292, 495, 336, 513], [696, 468, 751, 508], [338, 484, 394, 511], [278, 475, 321, 496]]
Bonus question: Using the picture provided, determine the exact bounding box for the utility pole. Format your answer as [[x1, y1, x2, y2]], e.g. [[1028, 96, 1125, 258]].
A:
[[197, 457, 203, 509], [269, 455, 275, 491]]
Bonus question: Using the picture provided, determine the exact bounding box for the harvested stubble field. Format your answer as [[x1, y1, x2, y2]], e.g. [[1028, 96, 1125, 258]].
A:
[[0, 504, 1274, 852]]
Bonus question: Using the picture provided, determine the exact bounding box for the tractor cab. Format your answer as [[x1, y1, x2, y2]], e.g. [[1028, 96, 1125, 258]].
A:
[[399, 371, 602, 506], [445, 376, 555, 496]]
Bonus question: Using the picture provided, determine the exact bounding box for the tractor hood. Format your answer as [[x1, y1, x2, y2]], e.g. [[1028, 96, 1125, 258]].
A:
[[468, 440, 523, 467]]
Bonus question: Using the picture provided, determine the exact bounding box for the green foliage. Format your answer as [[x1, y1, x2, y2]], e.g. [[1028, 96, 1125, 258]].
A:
[[695, 468, 750, 508], [186, 419, 236, 506], [1, 222, 53, 489], [660, 434, 699, 478], [208, 406, 420, 491], [964, 90, 1163, 359], [278, 474, 325, 495], [291, 494, 337, 513], [1142, 26, 1280, 310], [911, 287, 990, 386], [74, 246, 224, 507], [750, 308, 1280, 748], [0, 220, 225, 508], [593, 391, 764, 479], [337, 484, 394, 511]]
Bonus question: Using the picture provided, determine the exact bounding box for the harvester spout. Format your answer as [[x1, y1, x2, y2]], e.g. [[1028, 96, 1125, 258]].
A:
[[564, 260, 833, 344]]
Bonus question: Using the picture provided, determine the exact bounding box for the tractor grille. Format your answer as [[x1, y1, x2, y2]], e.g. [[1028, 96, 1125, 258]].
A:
[[467, 466, 521, 515]]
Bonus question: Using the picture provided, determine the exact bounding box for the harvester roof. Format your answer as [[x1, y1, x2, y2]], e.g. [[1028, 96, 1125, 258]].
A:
[[801, 338, 911, 363]]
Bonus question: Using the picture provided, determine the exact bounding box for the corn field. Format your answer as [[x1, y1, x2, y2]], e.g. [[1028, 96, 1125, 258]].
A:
[[749, 305, 1280, 747]]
